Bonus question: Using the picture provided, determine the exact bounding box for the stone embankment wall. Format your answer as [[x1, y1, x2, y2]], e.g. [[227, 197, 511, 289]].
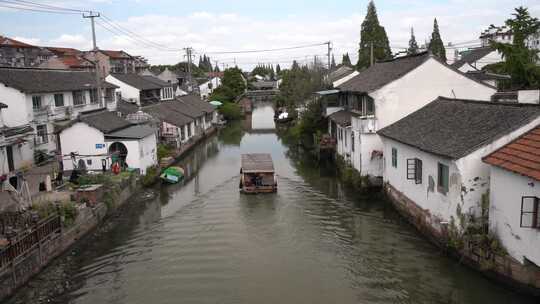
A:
[[385, 183, 540, 297], [0, 176, 137, 301]]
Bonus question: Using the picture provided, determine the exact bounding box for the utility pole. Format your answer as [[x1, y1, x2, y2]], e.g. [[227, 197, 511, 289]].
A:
[[84, 11, 104, 108], [326, 41, 332, 73], [184, 47, 193, 92], [370, 42, 374, 67]]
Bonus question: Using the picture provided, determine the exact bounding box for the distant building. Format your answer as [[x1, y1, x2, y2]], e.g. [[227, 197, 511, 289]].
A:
[[106, 73, 175, 106], [0, 35, 52, 67], [451, 47, 504, 73], [84, 50, 148, 78], [199, 77, 221, 100], [480, 25, 513, 47]]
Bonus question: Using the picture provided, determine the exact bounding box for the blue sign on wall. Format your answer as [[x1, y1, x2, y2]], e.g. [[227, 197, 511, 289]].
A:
[[96, 144, 105, 149]]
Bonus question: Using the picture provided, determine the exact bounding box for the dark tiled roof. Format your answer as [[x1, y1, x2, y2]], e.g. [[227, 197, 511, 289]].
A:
[[329, 66, 355, 83], [142, 75, 172, 87], [251, 81, 277, 89], [178, 94, 215, 113], [144, 102, 194, 127], [378, 97, 540, 159], [172, 97, 205, 118], [107, 125, 155, 140], [337, 52, 430, 93], [79, 110, 132, 134], [328, 110, 360, 127], [466, 70, 510, 82], [45, 47, 82, 56], [451, 47, 496, 69], [483, 126, 540, 181], [110, 73, 163, 90], [117, 100, 139, 116], [0, 67, 117, 93]]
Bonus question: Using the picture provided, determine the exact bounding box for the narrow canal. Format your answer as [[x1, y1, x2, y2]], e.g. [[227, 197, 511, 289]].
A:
[[9, 103, 537, 304]]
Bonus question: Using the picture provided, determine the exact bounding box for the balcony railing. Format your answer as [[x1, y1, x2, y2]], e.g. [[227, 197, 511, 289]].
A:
[[358, 116, 378, 134]]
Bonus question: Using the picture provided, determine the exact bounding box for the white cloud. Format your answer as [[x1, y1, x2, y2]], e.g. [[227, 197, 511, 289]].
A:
[[25, 1, 539, 69]]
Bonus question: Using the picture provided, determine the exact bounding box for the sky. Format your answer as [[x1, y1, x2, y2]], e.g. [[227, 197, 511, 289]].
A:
[[0, 0, 539, 69]]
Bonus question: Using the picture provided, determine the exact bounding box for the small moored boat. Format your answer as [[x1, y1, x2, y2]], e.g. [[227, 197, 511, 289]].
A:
[[240, 153, 277, 193], [160, 166, 184, 184]]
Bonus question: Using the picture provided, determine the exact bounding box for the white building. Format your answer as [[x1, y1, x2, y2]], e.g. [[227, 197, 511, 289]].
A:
[[106, 73, 174, 106], [483, 126, 540, 268], [331, 52, 496, 179], [379, 97, 540, 238], [59, 110, 157, 174], [451, 47, 504, 72], [0, 67, 118, 173], [199, 77, 221, 101]]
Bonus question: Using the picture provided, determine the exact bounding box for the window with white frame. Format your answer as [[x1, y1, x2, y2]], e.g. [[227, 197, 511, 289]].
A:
[[36, 124, 48, 144], [391, 148, 397, 168], [351, 132, 355, 152], [407, 158, 422, 184], [73, 90, 86, 106], [32, 95, 42, 111], [437, 163, 449, 194], [521, 196, 540, 229], [54, 93, 64, 107], [89, 89, 98, 104]]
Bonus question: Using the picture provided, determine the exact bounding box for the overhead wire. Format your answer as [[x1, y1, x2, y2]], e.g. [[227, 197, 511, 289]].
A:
[[0, 1, 81, 14], [3, 0, 88, 13]]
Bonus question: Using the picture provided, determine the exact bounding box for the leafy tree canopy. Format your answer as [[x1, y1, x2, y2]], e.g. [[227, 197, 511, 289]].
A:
[[357, 1, 392, 69], [428, 18, 446, 61]]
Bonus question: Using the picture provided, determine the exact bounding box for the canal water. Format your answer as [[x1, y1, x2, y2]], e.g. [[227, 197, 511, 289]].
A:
[[9, 103, 537, 304]]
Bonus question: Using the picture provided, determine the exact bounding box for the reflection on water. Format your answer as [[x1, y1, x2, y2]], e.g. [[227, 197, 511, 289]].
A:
[[7, 103, 537, 304], [250, 102, 275, 130]]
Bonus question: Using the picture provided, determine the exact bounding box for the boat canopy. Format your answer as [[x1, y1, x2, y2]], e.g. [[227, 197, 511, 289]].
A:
[[241, 153, 275, 173]]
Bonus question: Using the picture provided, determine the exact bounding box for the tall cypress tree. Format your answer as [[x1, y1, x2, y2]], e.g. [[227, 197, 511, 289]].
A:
[[342, 53, 352, 66], [357, 0, 392, 69], [428, 18, 447, 62], [331, 54, 337, 69], [407, 27, 419, 55]]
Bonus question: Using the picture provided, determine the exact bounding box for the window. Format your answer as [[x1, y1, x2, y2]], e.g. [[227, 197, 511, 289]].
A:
[[521, 197, 540, 229], [351, 132, 355, 152], [344, 130, 347, 147], [54, 93, 64, 107], [407, 158, 422, 184], [36, 124, 48, 144], [181, 126, 186, 140], [32, 96, 42, 111], [89, 89, 98, 104], [391, 148, 397, 168], [187, 124, 192, 137], [105, 89, 115, 103], [437, 163, 449, 194], [73, 91, 86, 106]]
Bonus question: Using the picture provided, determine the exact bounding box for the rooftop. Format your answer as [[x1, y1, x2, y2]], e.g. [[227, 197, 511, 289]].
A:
[[0, 67, 117, 93], [144, 101, 194, 127], [79, 110, 132, 134], [0, 35, 35, 48], [107, 124, 155, 140], [451, 47, 496, 69], [337, 52, 430, 93], [484, 126, 540, 181], [378, 97, 540, 159], [110, 73, 165, 90], [100, 49, 132, 59], [241, 153, 274, 173]]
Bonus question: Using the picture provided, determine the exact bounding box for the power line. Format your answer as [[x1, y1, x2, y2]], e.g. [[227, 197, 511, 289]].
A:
[[0, 1, 81, 14], [203, 42, 328, 55], [5, 0, 88, 13]]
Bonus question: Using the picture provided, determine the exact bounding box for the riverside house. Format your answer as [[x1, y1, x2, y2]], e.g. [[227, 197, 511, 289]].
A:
[[379, 97, 540, 243], [483, 126, 540, 268], [0, 67, 118, 171], [328, 52, 496, 181], [58, 110, 157, 174]]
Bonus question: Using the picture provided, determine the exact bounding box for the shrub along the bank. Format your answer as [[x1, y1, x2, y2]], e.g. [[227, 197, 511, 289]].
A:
[[219, 102, 243, 120], [142, 166, 160, 187]]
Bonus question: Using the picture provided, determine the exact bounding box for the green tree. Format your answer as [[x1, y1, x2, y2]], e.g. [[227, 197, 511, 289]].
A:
[[276, 64, 281, 75], [331, 55, 337, 69], [357, 1, 392, 69], [209, 67, 246, 102], [489, 6, 540, 89], [428, 18, 446, 62], [408, 27, 419, 55], [341, 53, 352, 66]]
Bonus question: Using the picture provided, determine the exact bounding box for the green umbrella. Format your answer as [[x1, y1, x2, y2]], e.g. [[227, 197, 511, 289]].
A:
[[209, 100, 223, 106]]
